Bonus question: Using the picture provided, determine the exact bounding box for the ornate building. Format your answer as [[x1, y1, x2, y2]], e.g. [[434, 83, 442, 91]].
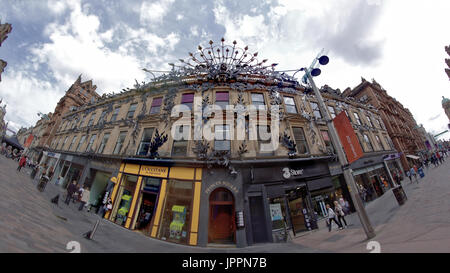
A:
[[0, 21, 12, 82], [445, 45, 450, 81], [41, 40, 397, 248], [443, 96, 450, 122], [343, 78, 427, 170], [0, 99, 6, 137], [20, 75, 100, 162]]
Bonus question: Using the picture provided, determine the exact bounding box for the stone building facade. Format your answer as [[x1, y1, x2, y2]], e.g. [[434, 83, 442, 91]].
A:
[[40, 40, 398, 248], [443, 96, 450, 123], [0, 21, 12, 82], [343, 78, 427, 170], [445, 45, 450, 81], [18, 75, 100, 162]]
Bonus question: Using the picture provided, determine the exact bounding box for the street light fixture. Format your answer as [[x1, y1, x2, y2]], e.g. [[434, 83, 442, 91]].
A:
[[298, 52, 376, 240]]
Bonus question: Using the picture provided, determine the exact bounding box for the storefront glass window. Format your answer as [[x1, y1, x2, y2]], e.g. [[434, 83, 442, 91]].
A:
[[135, 177, 161, 235], [111, 174, 138, 226], [157, 180, 193, 245], [268, 197, 288, 230]]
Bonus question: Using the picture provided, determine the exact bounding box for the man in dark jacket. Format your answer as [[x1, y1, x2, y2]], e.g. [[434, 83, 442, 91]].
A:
[[65, 180, 78, 205]]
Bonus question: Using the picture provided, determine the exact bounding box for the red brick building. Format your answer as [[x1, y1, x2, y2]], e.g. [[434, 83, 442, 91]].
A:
[[37, 75, 100, 149], [343, 78, 427, 170]]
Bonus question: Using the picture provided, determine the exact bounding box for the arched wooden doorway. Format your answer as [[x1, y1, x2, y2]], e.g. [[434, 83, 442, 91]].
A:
[[208, 188, 236, 244]]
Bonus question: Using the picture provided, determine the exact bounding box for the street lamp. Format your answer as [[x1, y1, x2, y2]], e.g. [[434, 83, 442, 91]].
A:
[[298, 52, 376, 240]]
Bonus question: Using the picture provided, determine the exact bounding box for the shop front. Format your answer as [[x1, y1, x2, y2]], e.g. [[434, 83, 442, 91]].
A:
[[107, 160, 203, 246], [350, 153, 394, 202], [243, 158, 334, 245], [384, 152, 405, 185]]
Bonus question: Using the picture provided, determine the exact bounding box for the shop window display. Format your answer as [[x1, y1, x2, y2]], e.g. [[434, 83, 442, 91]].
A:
[[157, 180, 193, 245], [111, 174, 138, 226], [135, 177, 161, 235]]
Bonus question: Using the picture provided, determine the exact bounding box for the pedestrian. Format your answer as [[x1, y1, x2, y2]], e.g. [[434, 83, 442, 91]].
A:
[[326, 204, 343, 231], [410, 166, 418, 183], [55, 176, 62, 185], [334, 201, 348, 228], [17, 155, 27, 172], [406, 170, 412, 183], [65, 180, 78, 205], [79, 186, 90, 211], [102, 198, 113, 218]]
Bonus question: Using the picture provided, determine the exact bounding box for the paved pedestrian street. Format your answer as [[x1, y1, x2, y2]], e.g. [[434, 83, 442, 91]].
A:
[[1, 155, 449, 253]]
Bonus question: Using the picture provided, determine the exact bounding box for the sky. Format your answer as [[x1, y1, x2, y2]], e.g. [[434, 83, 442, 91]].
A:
[[0, 0, 449, 140]]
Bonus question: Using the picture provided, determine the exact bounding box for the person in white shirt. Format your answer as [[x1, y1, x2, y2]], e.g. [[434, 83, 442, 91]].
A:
[[326, 204, 343, 232]]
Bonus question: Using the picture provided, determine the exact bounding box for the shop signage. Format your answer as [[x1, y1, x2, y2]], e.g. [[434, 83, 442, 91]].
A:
[[269, 203, 283, 221], [24, 134, 34, 148], [204, 181, 238, 195], [140, 166, 168, 178], [333, 112, 364, 164], [282, 167, 304, 179], [235, 211, 245, 228]]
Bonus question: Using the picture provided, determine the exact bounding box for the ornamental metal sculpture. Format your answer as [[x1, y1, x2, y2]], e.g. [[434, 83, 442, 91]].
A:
[[148, 129, 168, 159]]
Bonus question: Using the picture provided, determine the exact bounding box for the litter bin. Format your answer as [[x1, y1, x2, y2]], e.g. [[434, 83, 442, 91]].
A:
[[392, 186, 407, 206]]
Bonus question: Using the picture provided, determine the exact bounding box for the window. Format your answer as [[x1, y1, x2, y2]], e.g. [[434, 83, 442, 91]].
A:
[[150, 97, 163, 114], [385, 136, 394, 150], [110, 107, 120, 122], [378, 119, 385, 130], [214, 124, 231, 151], [310, 102, 322, 119], [71, 119, 78, 129], [172, 125, 189, 156], [110, 174, 139, 227], [97, 133, 110, 154], [98, 111, 107, 124], [353, 112, 362, 125], [251, 93, 266, 110], [113, 132, 127, 154], [76, 135, 86, 152], [293, 127, 309, 154], [375, 135, 384, 151], [215, 92, 229, 110], [321, 130, 334, 153], [284, 96, 298, 114], [366, 116, 374, 128], [87, 113, 96, 127], [61, 136, 69, 149], [137, 128, 154, 156], [328, 106, 336, 119], [68, 136, 77, 151], [363, 134, 374, 152], [79, 115, 86, 128], [157, 179, 194, 245], [257, 125, 273, 154], [85, 134, 97, 152], [181, 93, 194, 110], [127, 103, 138, 119]]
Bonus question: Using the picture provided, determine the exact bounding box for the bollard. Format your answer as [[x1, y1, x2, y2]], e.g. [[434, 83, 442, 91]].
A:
[[83, 219, 100, 240]]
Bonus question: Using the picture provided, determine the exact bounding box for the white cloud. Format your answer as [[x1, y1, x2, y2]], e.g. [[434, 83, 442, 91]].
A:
[[140, 0, 175, 26]]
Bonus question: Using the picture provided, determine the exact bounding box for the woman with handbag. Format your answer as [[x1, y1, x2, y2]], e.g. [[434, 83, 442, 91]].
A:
[[326, 204, 343, 232], [334, 201, 348, 228]]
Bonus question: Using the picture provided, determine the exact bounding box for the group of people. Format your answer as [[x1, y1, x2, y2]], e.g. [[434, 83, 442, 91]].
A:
[[64, 180, 92, 211], [63, 179, 113, 217], [325, 198, 350, 232]]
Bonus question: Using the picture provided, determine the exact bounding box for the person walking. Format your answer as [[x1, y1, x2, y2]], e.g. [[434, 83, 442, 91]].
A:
[[79, 187, 90, 211], [410, 166, 418, 183], [326, 204, 343, 232], [65, 180, 78, 205], [334, 201, 348, 228], [17, 155, 27, 172]]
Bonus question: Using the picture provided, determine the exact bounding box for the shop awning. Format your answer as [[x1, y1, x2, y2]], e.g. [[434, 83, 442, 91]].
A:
[[307, 177, 334, 191], [406, 155, 420, 160]]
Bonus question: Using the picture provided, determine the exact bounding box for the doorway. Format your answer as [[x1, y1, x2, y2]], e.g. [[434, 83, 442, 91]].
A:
[[208, 188, 236, 244], [136, 192, 158, 235], [286, 187, 308, 235]]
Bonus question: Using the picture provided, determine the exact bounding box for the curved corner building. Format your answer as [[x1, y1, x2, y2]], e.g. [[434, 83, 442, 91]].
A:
[[42, 40, 399, 247]]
